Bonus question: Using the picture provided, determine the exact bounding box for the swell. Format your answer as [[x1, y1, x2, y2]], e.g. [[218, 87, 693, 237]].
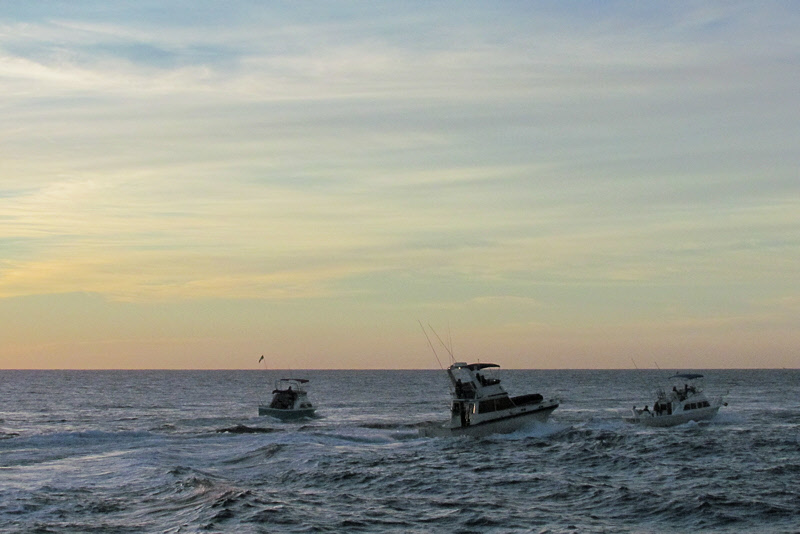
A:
[[2, 369, 798, 533]]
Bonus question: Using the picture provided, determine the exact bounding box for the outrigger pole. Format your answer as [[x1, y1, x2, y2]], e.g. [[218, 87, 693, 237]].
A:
[[419, 321, 444, 370], [429, 324, 456, 365]]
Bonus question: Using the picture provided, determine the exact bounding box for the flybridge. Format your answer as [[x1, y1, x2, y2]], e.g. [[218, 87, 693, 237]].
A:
[[451, 362, 500, 371], [670, 373, 704, 380]]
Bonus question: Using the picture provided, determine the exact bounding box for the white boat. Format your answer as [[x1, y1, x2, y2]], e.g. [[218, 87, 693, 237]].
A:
[[258, 378, 316, 419], [421, 362, 559, 438], [624, 373, 726, 427]]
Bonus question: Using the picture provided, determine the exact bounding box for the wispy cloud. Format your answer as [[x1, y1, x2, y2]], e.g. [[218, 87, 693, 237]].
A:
[[1, 2, 799, 367]]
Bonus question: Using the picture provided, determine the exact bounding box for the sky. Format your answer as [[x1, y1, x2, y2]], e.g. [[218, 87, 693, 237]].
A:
[[1, 2, 798, 369]]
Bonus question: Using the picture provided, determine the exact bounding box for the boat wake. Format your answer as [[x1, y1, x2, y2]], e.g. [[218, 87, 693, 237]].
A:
[[493, 420, 572, 440]]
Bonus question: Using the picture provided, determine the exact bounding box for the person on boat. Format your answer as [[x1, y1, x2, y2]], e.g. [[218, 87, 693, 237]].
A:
[[643, 405, 650, 413], [455, 379, 463, 398]]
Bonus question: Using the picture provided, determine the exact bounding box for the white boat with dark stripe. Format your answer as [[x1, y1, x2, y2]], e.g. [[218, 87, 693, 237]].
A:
[[421, 362, 559, 438]]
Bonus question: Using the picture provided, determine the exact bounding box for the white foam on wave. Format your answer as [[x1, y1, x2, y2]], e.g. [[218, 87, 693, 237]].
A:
[[574, 415, 629, 433], [497, 420, 573, 441], [310, 427, 406, 447], [709, 410, 745, 425]]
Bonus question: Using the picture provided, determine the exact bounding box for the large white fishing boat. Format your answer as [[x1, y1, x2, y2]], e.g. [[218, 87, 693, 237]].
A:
[[258, 378, 316, 419], [624, 373, 726, 427], [421, 362, 559, 438]]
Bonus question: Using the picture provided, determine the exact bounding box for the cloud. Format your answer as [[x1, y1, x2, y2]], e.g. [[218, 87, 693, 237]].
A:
[[1, 3, 799, 368]]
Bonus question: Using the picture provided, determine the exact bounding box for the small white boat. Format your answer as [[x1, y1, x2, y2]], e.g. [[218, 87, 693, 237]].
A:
[[421, 362, 559, 438], [624, 373, 726, 427], [258, 378, 315, 419]]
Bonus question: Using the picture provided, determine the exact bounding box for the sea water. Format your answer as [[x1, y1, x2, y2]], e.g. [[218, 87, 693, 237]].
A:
[[1, 369, 798, 533]]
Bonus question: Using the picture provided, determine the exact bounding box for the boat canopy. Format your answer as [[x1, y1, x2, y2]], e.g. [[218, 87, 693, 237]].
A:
[[279, 378, 309, 383], [452, 363, 500, 371], [670, 373, 703, 380]]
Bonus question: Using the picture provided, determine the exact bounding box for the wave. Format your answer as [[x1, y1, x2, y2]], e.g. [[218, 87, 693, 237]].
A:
[[0, 429, 20, 440], [307, 429, 403, 446], [13, 429, 154, 448], [357, 421, 428, 430], [711, 411, 747, 425], [221, 443, 288, 466], [149, 466, 272, 532], [482, 420, 573, 441], [215, 424, 277, 434]]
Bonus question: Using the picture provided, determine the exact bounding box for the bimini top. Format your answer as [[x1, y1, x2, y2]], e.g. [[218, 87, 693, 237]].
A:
[[451, 362, 500, 371], [670, 373, 704, 380], [279, 378, 310, 383]]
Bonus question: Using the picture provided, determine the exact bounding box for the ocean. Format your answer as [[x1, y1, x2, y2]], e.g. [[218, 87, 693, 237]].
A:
[[1, 369, 798, 533]]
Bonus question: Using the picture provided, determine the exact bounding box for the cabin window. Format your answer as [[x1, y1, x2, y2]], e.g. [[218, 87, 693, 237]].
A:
[[478, 400, 496, 414], [495, 397, 514, 411]]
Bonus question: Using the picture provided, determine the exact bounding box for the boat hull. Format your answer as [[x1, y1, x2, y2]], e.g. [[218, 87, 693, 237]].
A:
[[421, 402, 558, 438], [625, 405, 720, 427], [258, 406, 315, 419]]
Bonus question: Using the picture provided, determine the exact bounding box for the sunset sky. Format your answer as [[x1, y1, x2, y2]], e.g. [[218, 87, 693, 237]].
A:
[[2, 2, 798, 369]]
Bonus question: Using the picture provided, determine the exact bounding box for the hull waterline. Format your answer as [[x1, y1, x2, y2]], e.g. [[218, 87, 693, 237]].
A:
[[421, 400, 559, 438], [625, 405, 720, 427], [258, 406, 316, 419]]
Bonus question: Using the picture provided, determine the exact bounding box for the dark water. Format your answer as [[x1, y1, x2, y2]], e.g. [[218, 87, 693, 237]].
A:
[[1, 369, 798, 533]]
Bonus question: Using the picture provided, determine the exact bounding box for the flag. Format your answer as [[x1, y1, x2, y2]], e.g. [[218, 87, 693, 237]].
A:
[[258, 355, 264, 363]]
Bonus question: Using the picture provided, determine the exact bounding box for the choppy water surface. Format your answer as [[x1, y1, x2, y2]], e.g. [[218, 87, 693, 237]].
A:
[[1, 369, 798, 533]]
